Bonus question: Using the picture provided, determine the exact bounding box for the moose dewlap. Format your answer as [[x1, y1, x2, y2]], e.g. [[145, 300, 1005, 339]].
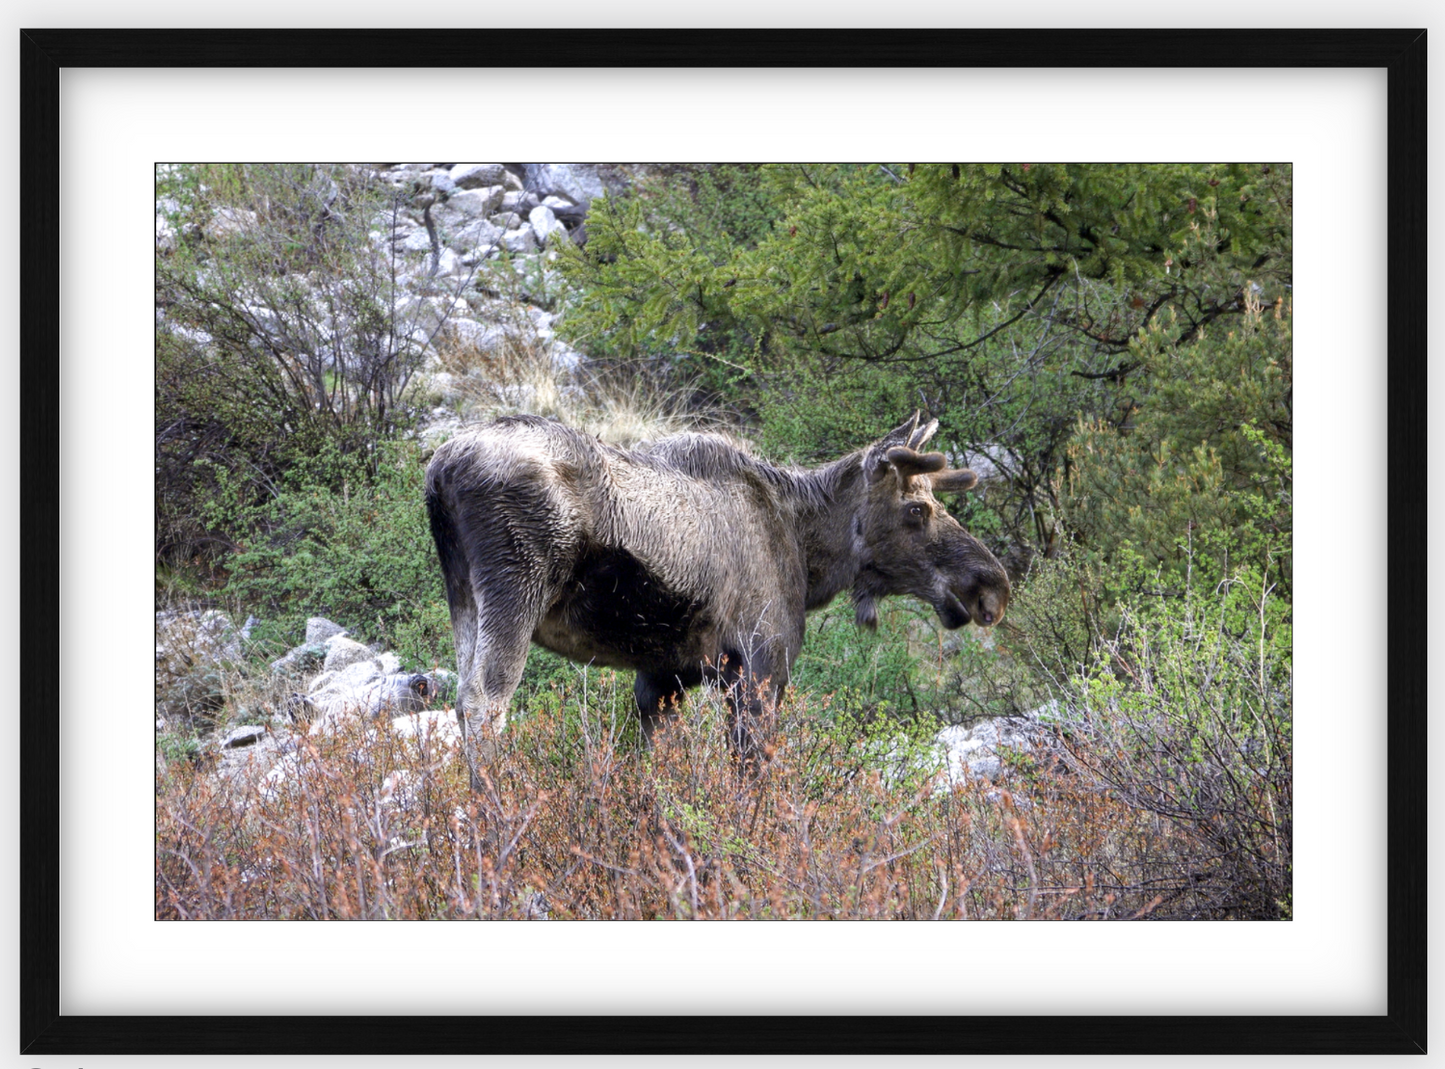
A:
[[425, 412, 1009, 788]]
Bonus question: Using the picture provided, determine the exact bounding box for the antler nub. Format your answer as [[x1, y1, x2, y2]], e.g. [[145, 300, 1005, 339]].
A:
[[886, 446, 947, 478], [929, 467, 980, 493], [871, 414, 967, 486]]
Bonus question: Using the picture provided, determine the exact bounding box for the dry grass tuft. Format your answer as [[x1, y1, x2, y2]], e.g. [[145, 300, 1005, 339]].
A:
[[431, 308, 718, 447]]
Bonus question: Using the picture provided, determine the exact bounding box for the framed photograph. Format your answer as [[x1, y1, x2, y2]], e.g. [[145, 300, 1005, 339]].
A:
[[21, 28, 1425, 1057]]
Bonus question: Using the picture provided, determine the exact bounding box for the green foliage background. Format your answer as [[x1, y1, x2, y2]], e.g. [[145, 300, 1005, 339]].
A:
[[559, 163, 1292, 576]]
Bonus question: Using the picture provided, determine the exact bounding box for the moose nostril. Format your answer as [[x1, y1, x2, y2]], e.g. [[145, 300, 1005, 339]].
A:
[[980, 611, 994, 626]]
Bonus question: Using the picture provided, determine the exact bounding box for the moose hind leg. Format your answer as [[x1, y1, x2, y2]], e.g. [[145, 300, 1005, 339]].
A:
[[456, 620, 534, 792]]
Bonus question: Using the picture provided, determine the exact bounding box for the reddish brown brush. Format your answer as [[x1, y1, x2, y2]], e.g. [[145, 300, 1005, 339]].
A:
[[157, 686, 1277, 921]]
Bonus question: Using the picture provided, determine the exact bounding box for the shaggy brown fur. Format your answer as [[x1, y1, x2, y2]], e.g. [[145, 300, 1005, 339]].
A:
[[426, 412, 1010, 787]]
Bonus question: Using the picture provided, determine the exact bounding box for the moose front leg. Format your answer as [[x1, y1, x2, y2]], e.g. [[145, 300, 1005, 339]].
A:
[[717, 647, 781, 767], [634, 667, 701, 747]]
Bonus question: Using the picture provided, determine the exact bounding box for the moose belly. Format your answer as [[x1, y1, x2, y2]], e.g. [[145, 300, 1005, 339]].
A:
[[533, 544, 711, 670]]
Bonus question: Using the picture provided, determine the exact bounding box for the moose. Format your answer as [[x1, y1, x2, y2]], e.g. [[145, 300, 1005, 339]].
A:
[[425, 412, 1010, 786]]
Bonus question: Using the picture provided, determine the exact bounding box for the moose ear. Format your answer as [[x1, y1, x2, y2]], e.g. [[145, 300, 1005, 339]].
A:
[[886, 446, 947, 479], [929, 468, 980, 494], [878, 411, 923, 449], [907, 418, 940, 450], [867, 450, 893, 483]]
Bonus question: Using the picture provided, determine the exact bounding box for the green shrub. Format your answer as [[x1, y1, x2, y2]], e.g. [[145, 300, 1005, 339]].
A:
[[789, 599, 1013, 728], [790, 603, 924, 721], [156, 732, 203, 764], [219, 438, 450, 669]]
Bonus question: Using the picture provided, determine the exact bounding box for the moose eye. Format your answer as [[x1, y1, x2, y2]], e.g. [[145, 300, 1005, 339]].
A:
[[906, 503, 927, 524]]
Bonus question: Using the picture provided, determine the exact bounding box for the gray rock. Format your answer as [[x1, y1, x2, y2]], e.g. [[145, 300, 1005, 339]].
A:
[[389, 707, 462, 746], [419, 416, 466, 454], [449, 164, 506, 190], [529, 205, 563, 246], [501, 228, 538, 254], [394, 225, 434, 254], [214, 729, 287, 793], [309, 671, 443, 735], [550, 341, 585, 373], [520, 164, 605, 207], [522, 891, 550, 920], [204, 206, 259, 241], [156, 213, 177, 252], [489, 211, 523, 230], [448, 186, 505, 217], [222, 725, 268, 749], [955, 442, 1022, 483], [378, 768, 419, 807], [165, 323, 213, 348], [305, 617, 347, 645], [323, 636, 376, 672], [435, 248, 464, 277], [1027, 699, 1072, 724], [156, 610, 243, 673], [269, 642, 328, 679], [447, 218, 503, 254], [307, 661, 361, 699], [396, 294, 470, 335], [934, 717, 1040, 782], [502, 168, 524, 192], [436, 317, 493, 350], [280, 692, 316, 724], [259, 753, 301, 800], [309, 659, 372, 695]]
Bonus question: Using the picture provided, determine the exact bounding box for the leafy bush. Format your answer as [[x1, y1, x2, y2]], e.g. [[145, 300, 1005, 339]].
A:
[[1073, 557, 1291, 917], [156, 163, 469, 567], [158, 537, 1290, 919], [789, 603, 930, 720], [996, 540, 1292, 918]]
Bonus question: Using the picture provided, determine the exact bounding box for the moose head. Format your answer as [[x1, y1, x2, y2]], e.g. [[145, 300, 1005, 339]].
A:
[[852, 413, 1011, 631]]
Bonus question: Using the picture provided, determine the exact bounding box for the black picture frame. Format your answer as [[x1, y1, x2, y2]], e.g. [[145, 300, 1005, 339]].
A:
[[20, 28, 1426, 1056]]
